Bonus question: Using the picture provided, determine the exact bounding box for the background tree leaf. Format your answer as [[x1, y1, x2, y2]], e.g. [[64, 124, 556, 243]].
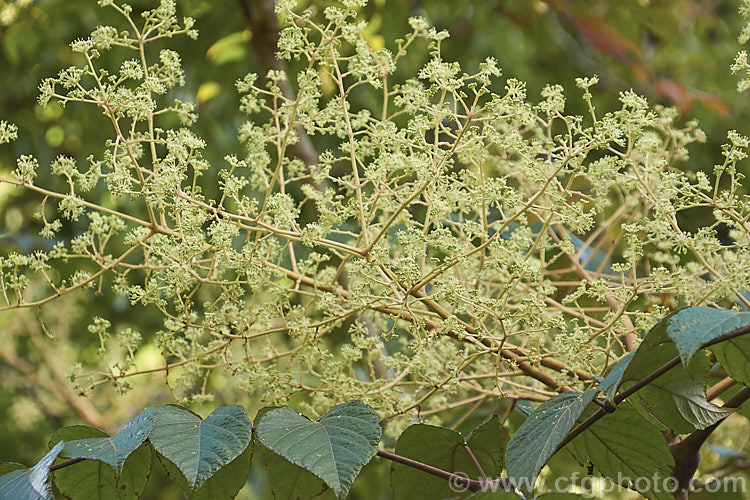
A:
[[505, 389, 597, 494], [0, 441, 64, 500], [563, 229, 613, 275], [255, 400, 381, 499], [149, 405, 252, 493]]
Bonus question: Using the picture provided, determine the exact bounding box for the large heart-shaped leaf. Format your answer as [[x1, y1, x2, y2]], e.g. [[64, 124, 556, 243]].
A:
[[630, 350, 731, 433], [259, 444, 334, 500], [255, 400, 381, 499], [159, 443, 253, 500], [505, 388, 597, 494], [0, 441, 64, 500], [149, 405, 252, 492], [49, 425, 153, 500], [254, 407, 332, 500], [615, 314, 679, 391], [56, 407, 155, 474]]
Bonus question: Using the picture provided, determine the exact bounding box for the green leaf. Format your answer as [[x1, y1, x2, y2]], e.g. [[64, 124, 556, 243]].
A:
[[665, 306, 750, 365], [0, 441, 64, 500], [568, 402, 674, 500], [629, 352, 720, 433], [592, 316, 678, 404], [54, 407, 155, 474], [259, 444, 333, 500], [505, 389, 597, 494], [613, 317, 721, 433], [255, 400, 381, 499], [254, 406, 331, 500], [663, 378, 735, 429], [159, 444, 253, 500], [149, 405, 252, 492], [617, 315, 677, 386], [465, 415, 507, 477], [49, 426, 153, 500], [710, 334, 750, 385], [597, 351, 635, 402], [515, 401, 534, 417], [390, 424, 479, 500], [0, 465, 25, 476]]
